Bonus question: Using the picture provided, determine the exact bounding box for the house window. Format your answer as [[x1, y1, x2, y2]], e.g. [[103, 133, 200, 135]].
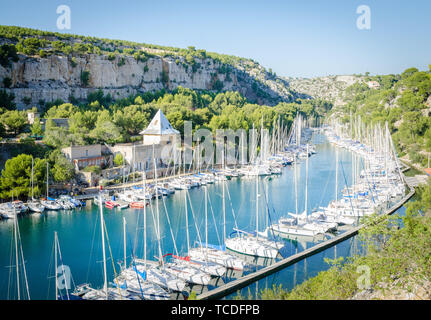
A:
[[85, 150, 88, 157]]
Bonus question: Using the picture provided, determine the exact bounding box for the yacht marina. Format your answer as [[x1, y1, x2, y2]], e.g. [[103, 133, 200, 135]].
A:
[[0, 118, 414, 300]]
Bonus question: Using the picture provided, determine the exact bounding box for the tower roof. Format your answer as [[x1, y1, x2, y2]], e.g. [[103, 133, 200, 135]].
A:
[[140, 109, 180, 135]]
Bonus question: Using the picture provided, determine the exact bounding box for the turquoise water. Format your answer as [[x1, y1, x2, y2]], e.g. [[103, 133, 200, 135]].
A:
[[0, 134, 380, 300]]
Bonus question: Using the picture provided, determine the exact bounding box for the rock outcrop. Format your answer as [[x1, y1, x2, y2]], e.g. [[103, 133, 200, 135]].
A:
[[286, 75, 364, 106], [0, 48, 299, 108]]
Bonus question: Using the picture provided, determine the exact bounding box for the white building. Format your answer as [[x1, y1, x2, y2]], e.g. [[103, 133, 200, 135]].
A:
[[140, 109, 180, 145], [111, 109, 181, 173]]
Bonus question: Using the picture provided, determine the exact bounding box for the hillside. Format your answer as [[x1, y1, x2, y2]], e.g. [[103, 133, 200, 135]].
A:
[[324, 67, 431, 169], [0, 25, 302, 109], [286, 75, 365, 107]]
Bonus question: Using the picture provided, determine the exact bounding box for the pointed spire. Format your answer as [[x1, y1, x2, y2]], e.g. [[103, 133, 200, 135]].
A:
[[140, 109, 180, 135]]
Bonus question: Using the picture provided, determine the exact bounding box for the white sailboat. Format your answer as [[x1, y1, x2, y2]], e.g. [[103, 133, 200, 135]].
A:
[[40, 162, 61, 211], [27, 157, 46, 214], [225, 174, 281, 259], [188, 179, 246, 271], [80, 195, 142, 300], [271, 146, 329, 237], [148, 157, 211, 286], [176, 186, 227, 277], [113, 217, 170, 300], [10, 202, 31, 300]]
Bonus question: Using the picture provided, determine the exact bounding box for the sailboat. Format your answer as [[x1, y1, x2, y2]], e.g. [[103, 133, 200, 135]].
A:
[[113, 217, 170, 300], [311, 148, 355, 225], [27, 157, 46, 214], [79, 194, 142, 300], [9, 200, 31, 300], [271, 146, 331, 237], [147, 158, 211, 286], [225, 174, 282, 259], [188, 180, 246, 271], [174, 186, 227, 277], [124, 158, 187, 293], [40, 162, 61, 211]]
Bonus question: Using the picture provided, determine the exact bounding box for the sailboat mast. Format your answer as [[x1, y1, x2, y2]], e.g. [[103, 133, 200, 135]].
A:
[[256, 174, 259, 239], [55, 231, 58, 300], [205, 186, 208, 249], [123, 217, 127, 270], [335, 148, 338, 204], [46, 162, 49, 199], [305, 144, 309, 215], [14, 205, 20, 300], [222, 179, 226, 243], [185, 187, 190, 252], [294, 160, 298, 215], [31, 157, 34, 200], [143, 171, 147, 270], [99, 194, 108, 299], [154, 158, 163, 264]]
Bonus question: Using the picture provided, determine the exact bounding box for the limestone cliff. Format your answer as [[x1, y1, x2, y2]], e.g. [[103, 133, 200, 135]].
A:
[[286, 75, 365, 107], [0, 29, 300, 108]]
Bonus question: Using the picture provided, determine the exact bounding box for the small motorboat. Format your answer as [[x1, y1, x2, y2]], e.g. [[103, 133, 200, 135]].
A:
[[130, 201, 147, 209]]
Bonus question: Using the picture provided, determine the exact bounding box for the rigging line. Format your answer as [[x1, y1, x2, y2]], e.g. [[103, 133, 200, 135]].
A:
[[161, 192, 179, 256], [206, 189, 222, 246], [46, 236, 55, 300], [103, 219, 123, 299], [339, 159, 356, 216], [224, 180, 239, 231], [56, 236, 72, 300], [186, 190, 204, 250], [85, 207, 99, 284], [260, 178, 281, 247], [7, 224, 13, 300], [124, 229, 145, 297], [148, 197, 162, 261], [359, 157, 376, 203], [318, 162, 332, 207], [16, 213, 30, 300], [129, 249, 145, 299]]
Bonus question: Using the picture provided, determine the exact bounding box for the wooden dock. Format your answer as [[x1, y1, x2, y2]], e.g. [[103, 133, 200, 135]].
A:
[[197, 168, 416, 300]]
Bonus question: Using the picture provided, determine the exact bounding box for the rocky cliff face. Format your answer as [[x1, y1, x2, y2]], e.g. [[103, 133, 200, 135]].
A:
[[0, 49, 298, 109], [286, 75, 364, 107]]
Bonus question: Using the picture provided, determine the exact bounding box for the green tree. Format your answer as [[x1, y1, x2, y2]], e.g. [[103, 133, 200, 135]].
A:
[[81, 70, 90, 86], [90, 110, 122, 144], [0, 154, 47, 199], [30, 119, 43, 136], [3, 77, 12, 88], [0, 44, 19, 67], [113, 153, 124, 167], [0, 89, 16, 110], [50, 151, 75, 183], [0, 122, 5, 139], [0, 110, 27, 135]]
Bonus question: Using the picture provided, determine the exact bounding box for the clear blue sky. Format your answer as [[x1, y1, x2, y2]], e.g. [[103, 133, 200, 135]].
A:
[[1, 0, 430, 78]]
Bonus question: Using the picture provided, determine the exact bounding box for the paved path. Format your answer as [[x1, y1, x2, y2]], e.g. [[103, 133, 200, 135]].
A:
[[404, 175, 429, 187]]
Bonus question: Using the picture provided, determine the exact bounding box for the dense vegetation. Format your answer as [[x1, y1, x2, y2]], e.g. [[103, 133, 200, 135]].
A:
[[0, 87, 327, 148], [331, 66, 431, 167], [0, 86, 330, 200]]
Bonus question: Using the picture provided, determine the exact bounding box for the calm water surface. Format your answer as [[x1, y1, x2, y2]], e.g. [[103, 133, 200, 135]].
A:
[[0, 134, 408, 300]]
